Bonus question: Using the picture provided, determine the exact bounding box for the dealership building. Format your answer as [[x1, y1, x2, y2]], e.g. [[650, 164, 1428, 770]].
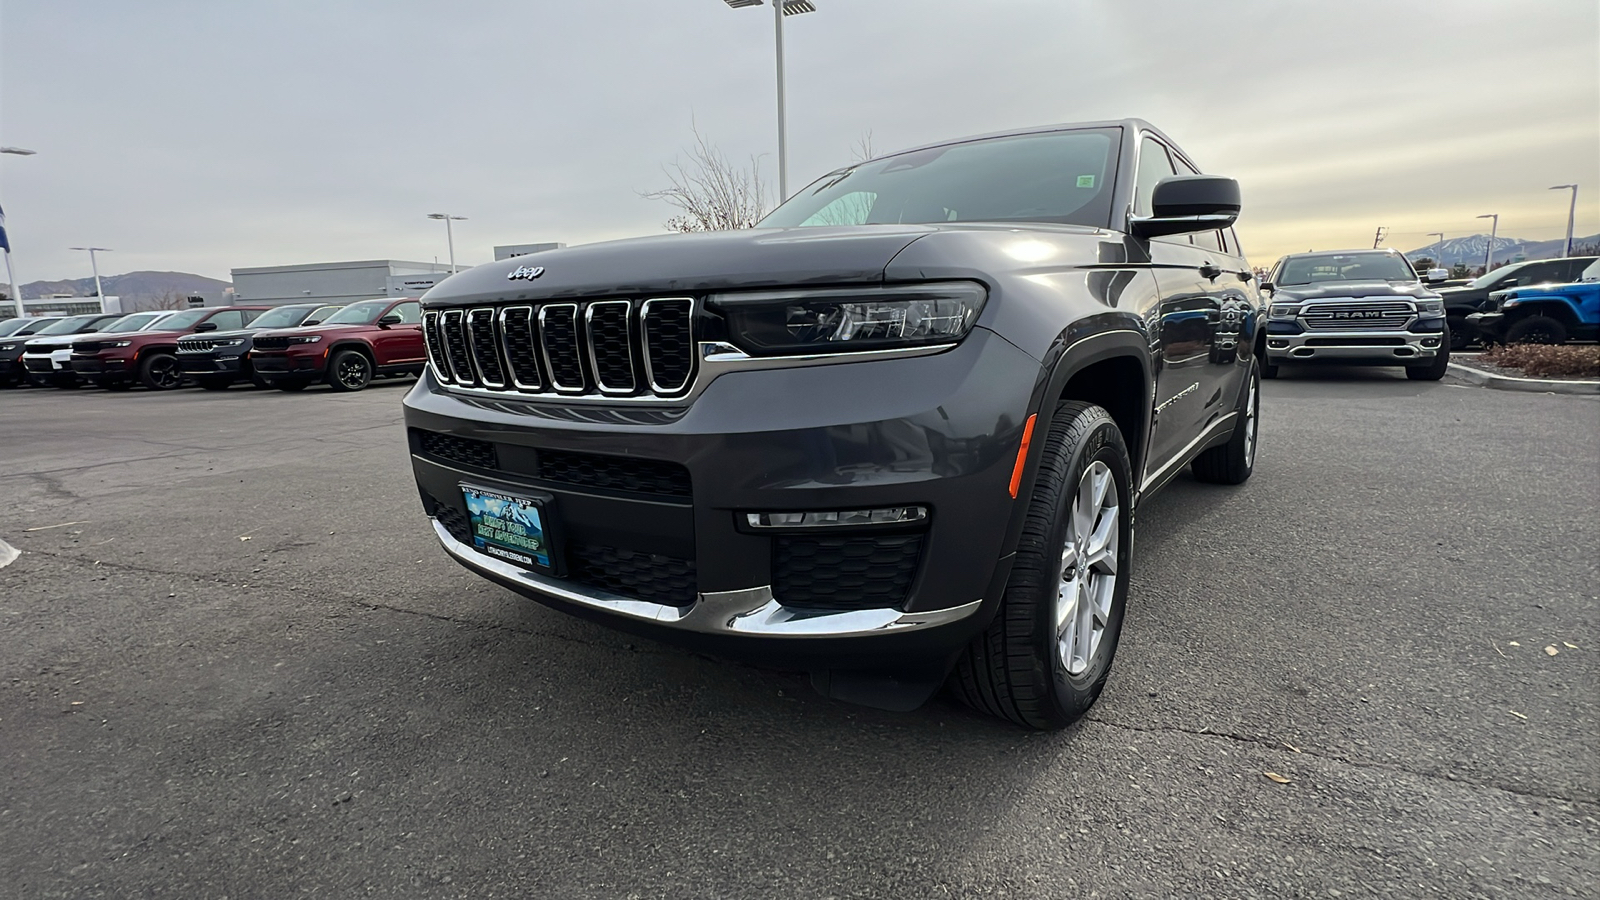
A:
[[229, 259, 457, 307]]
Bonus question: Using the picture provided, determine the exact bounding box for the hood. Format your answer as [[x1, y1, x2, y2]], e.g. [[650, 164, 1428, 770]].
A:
[[253, 323, 373, 339], [1271, 281, 1434, 301], [420, 225, 940, 306], [178, 328, 257, 341]]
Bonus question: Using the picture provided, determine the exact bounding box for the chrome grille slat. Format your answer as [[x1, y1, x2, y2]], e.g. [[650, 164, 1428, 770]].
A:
[[538, 303, 586, 393], [466, 308, 507, 388], [498, 306, 542, 390], [440, 309, 476, 385], [422, 298, 697, 400], [641, 298, 695, 394], [1299, 300, 1415, 331], [422, 311, 452, 382], [584, 300, 636, 394]]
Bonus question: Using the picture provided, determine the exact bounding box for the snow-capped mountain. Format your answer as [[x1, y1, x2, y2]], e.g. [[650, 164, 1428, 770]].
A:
[[1405, 233, 1599, 267]]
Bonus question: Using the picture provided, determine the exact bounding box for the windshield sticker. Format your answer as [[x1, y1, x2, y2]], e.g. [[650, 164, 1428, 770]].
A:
[[1076, 175, 1096, 188]]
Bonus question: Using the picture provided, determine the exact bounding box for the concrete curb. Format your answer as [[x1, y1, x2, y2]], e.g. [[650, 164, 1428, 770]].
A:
[[1447, 362, 1600, 395]]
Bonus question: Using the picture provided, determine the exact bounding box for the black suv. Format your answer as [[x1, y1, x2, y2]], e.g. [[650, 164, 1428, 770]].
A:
[[1438, 256, 1596, 349], [403, 119, 1264, 729], [176, 302, 341, 390]]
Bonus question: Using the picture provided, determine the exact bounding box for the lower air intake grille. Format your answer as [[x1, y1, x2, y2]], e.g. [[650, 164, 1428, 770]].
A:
[[567, 543, 697, 605], [432, 499, 472, 545], [536, 450, 691, 498], [415, 429, 499, 470], [773, 534, 924, 611]]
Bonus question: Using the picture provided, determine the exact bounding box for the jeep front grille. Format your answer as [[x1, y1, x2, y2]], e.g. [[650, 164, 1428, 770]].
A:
[[177, 339, 219, 353], [252, 336, 290, 351], [424, 298, 696, 399], [1300, 301, 1415, 331]]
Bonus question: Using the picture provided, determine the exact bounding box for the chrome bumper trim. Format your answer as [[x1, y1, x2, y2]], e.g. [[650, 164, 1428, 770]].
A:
[[431, 519, 982, 638]]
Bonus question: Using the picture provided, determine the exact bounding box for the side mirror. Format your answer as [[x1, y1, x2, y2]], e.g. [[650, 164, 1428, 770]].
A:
[[192, 321, 218, 333], [1259, 281, 1275, 292], [377, 314, 403, 328], [302, 319, 322, 327], [1425, 268, 1449, 283], [1129, 175, 1241, 239]]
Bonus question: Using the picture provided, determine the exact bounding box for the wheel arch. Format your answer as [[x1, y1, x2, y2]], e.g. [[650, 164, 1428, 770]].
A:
[[1515, 300, 1582, 326], [327, 340, 377, 365]]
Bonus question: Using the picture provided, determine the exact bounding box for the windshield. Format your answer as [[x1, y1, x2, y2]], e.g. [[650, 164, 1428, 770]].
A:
[[1276, 253, 1416, 286], [35, 314, 103, 336], [321, 299, 391, 325], [16, 318, 62, 335], [1467, 263, 1526, 289], [151, 308, 212, 331], [103, 312, 165, 333], [0, 318, 26, 337], [250, 305, 323, 329], [760, 128, 1120, 229]]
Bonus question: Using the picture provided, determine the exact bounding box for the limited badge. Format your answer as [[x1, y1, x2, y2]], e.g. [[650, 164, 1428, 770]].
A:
[[507, 265, 546, 281]]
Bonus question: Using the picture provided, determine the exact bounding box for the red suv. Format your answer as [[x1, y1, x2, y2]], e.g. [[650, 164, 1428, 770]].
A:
[[71, 306, 271, 390], [250, 297, 425, 392]]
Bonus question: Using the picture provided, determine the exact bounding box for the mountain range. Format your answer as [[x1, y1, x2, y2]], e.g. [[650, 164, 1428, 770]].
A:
[[13, 271, 232, 306], [1403, 233, 1599, 268]]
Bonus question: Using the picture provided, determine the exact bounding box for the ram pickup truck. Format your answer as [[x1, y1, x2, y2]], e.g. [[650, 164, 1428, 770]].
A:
[[176, 302, 342, 389], [1260, 249, 1450, 380], [71, 306, 270, 390], [403, 119, 1265, 729], [1468, 258, 1600, 345]]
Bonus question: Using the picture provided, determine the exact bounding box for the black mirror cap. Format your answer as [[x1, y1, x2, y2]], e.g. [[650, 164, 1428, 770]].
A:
[[1152, 175, 1241, 219], [376, 314, 403, 327], [301, 319, 322, 327], [192, 321, 218, 333]]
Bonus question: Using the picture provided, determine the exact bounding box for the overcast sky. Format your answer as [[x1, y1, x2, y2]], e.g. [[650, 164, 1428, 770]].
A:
[[2, 0, 1596, 284]]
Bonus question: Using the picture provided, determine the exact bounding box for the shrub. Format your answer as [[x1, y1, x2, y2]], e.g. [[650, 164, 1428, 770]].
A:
[[1481, 344, 1600, 378]]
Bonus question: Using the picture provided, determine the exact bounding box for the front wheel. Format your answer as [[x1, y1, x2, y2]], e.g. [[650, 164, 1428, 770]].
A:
[[1446, 315, 1474, 351], [1505, 315, 1568, 345], [950, 401, 1133, 730], [138, 353, 183, 390], [1406, 344, 1451, 381], [327, 350, 372, 392]]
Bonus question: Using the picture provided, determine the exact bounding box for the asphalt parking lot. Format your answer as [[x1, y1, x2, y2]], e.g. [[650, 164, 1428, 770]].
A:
[[1, 372, 1595, 899]]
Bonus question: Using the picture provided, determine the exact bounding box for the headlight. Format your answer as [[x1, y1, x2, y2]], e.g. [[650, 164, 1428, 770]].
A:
[[217, 338, 245, 348], [0, 343, 17, 352], [1269, 304, 1299, 318], [1501, 298, 1521, 308], [1416, 300, 1444, 314], [287, 335, 323, 344], [707, 282, 986, 356], [108, 341, 133, 348]]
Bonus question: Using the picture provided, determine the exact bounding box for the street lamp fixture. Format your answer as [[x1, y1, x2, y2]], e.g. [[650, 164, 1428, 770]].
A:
[[68, 246, 113, 311], [1427, 232, 1445, 268], [1549, 185, 1578, 258], [0, 147, 37, 156], [427, 213, 467, 274], [721, 0, 818, 202], [1475, 214, 1499, 274]]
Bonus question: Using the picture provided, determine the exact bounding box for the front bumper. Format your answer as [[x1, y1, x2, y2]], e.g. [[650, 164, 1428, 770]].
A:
[[403, 328, 1039, 667], [70, 355, 132, 376], [1465, 311, 1506, 341], [177, 352, 245, 376], [250, 349, 325, 377], [1266, 327, 1444, 364]]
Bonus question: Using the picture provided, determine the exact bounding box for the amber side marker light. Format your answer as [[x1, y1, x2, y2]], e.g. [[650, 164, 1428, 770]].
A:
[[1008, 413, 1037, 499]]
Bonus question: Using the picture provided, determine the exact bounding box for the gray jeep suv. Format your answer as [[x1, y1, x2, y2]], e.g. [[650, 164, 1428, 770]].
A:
[[403, 119, 1265, 729]]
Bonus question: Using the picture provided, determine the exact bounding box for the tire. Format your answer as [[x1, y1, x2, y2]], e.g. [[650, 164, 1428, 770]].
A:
[[950, 401, 1133, 730], [327, 349, 373, 392], [1505, 315, 1568, 345], [1446, 315, 1475, 351], [137, 352, 183, 391], [1406, 343, 1451, 381], [1192, 358, 1259, 485], [271, 377, 309, 392]]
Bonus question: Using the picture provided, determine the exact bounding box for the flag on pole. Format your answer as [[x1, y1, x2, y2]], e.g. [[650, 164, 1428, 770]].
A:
[[0, 203, 10, 253]]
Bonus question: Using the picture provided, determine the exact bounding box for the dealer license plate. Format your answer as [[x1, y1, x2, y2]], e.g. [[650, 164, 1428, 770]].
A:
[[461, 485, 555, 573]]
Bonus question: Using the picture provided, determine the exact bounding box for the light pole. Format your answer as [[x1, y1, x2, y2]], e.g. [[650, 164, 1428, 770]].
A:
[[1549, 185, 1578, 257], [68, 247, 112, 311], [1, 146, 36, 312], [1427, 232, 1445, 269], [1476, 214, 1499, 274], [426, 213, 467, 273], [721, 0, 817, 202]]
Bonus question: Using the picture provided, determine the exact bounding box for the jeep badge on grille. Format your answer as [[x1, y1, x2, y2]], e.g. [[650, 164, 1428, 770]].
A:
[[508, 266, 545, 281]]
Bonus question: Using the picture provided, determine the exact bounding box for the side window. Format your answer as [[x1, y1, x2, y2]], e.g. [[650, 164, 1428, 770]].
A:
[[1561, 259, 1589, 282], [1133, 137, 1175, 218], [208, 310, 244, 331], [394, 302, 422, 324]]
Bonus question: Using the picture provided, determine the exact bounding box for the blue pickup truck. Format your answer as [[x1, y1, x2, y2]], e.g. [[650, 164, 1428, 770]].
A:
[[1469, 259, 1600, 345]]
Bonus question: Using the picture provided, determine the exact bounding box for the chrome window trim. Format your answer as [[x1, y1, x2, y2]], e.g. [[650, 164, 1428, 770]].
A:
[[439, 309, 476, 385], [430, 518, 981, 637], [640, 297, 696, 396], [496, 305, 542, 391], [465, 307, 507, 389], [583, 299, 637, 395], [537, 303, 586, 394]]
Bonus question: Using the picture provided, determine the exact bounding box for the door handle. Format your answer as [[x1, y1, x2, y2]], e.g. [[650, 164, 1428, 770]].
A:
[[1199, 262, 1223, 280]]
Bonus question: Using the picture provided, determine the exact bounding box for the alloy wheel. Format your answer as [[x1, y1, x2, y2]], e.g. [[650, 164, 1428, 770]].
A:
[[337, 356, 371, 389], [149, 357, 180, 389], [1056, 460, 1120, 675], [1243, 372, 1259, 468]]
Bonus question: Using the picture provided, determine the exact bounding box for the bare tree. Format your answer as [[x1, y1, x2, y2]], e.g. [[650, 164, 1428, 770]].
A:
[[643, 124, 770, 233], [851, 129, 876, 163], [137, 291, 192, 312]]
